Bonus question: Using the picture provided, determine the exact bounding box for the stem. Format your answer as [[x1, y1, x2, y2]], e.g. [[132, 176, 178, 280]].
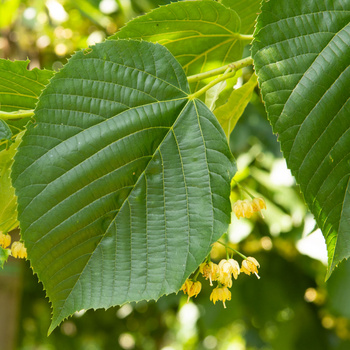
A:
[[216, 241, 247, 260], [187, 57, 253, 84], [189, 70, 237, 100], [192, 268, 201, 281], [0, 110, 34, 120], [232, 179, 255, 199]]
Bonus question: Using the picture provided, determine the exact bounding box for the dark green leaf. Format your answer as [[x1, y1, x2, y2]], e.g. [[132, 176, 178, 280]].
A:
[[0, 119, 12, 142], [12, 40, 236, 332], [251, 0, 350, 278]]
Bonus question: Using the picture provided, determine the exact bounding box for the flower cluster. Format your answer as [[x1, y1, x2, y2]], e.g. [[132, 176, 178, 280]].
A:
[[233, 197, 266, 219], [181, 255, 260, 308], [0, 232, 27, 259]]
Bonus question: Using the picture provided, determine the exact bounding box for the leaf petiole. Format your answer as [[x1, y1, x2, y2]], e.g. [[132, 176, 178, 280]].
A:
[[189, 70, 238, 100], [0, 110, 35, 120], [187, 57, 253, 84]]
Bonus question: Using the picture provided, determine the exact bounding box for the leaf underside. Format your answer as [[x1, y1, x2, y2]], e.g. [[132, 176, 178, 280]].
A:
[[252, 0, 350, 278], [12, 40, 236, 332], [221, 0, 261, 34], [109, 0, 245, 92]]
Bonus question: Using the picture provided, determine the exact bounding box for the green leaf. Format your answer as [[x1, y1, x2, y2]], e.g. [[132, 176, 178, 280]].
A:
[[251, 0, 350, 278], [0, 119, 12, 142], [12, 40, 236, 332], [0, 59, 53, 112], [0, 59, 54, 142], [221, 0, 261, 34], [0, 246, 10, 269], [109, 1, 248, 91], [214, 73, 258, 138], [0, 132, 23, 234]]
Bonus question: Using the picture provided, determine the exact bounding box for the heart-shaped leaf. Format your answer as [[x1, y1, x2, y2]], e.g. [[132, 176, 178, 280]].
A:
[[12, 40, 236, 332], [252, 0, 350, 278]]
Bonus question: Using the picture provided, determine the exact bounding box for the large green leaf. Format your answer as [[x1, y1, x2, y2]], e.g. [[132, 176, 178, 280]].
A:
[[12, 40, 236, 332], [221, 0, 261, 34], [109, 1, 248, 91], [251, 0, 350, 278]]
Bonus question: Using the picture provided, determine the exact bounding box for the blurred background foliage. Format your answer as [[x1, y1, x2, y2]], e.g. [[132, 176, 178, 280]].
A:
[[1, 0, 350, 349]]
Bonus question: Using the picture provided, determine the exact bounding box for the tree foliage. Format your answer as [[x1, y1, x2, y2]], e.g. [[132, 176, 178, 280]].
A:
[[0, 0, 349, 333]]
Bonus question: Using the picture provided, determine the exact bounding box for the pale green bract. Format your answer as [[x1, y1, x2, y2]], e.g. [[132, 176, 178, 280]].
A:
[[0, 132, 23, 234], [252, 0, 350, 278], [214, 73, 258, 139], [12, 40, 236, 333]]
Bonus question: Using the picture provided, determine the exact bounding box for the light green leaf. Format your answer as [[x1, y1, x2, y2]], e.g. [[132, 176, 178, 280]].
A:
[[214, 73, 258, 138], [0, 132, 23, 234], [0, 246, 10, 269], [12, 40, 236, 332], [110, 1, 249, 91], [221, 0, 261, 34], [0, 59, 53, 112], [251, 0, 350, 278], [0, 59, 54, 141]]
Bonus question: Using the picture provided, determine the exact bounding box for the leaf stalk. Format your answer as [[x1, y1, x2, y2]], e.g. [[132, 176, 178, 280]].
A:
[[0, 110, 35, 120], [187, 56, 253, 84]]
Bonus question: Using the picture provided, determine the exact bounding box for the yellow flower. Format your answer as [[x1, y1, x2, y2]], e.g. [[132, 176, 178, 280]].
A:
[[217, 259, 240, 287], [232, 199, 254, 219], [11, 241, 27, 259], [241, 257, 260, 279], [227, 259, 240, 280], [210, 286, 231, 308], [181, 279, 202, 302], [0, 232, 11, 248], [199, 261, 219, 286], [252, 198, 266, 212]]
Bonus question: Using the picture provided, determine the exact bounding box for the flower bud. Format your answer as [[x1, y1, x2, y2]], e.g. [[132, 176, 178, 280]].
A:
[[11, 241, 27, 259]]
